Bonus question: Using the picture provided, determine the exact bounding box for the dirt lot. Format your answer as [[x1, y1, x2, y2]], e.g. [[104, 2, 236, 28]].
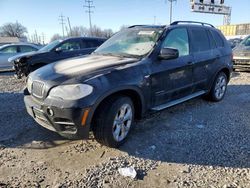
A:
[[0, 72, 249, 188]]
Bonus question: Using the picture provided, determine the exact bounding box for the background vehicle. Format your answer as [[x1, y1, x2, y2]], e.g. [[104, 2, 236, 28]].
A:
[[0, 43, 39, 71], [228, 38, 243, 49], [233, 35, 250, 72], [10, 37, 106, 78], [24, 21, 232, 148]]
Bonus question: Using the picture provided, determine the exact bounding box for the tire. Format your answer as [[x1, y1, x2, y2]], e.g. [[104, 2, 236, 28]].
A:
[[92, 96, 134, 148], [207, 72, 228, 102]]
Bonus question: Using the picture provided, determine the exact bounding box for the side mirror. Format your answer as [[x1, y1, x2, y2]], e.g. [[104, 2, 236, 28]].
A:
[[55, 47, 62, 53], [158, 48, 179, 60]]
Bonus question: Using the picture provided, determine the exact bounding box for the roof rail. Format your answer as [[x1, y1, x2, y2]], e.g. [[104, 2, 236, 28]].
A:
[[170, 21, 214, 28], [128, 25, 147, 28], [128, 25, 166, 28]]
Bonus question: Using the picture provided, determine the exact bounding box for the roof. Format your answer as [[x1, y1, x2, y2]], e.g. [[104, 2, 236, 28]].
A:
[[0, 43, 40, 49], [63, 36, 107, 41]]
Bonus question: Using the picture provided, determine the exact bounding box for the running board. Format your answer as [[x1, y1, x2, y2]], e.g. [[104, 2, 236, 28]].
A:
[[151, 91, 206, 111]]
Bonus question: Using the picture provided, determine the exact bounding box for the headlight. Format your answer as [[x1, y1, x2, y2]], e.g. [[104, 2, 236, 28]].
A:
[[49, 84, 93, 100], [27, 77, 33, 93]]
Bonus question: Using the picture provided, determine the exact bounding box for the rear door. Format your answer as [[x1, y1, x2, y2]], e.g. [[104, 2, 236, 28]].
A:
[[80, 39, 101, 55], [150, 27, 194, 106], [189, 27, 217, 93]]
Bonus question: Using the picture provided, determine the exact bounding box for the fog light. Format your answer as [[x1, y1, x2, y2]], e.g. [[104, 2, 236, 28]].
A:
[[47, 108, 54, 116]]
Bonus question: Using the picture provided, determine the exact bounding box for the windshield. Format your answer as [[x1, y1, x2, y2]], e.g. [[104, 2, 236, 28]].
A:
[[39, 40, 62, 52], [240, 36, 250, 46], [94, 28, 163, 57]]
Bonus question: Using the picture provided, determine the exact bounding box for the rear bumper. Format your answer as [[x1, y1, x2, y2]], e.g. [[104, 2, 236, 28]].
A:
[[24, 95, 92, 138], [233, 56, 250, 71]]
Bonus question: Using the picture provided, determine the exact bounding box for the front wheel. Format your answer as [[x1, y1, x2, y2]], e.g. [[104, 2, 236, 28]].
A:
[[208, 72, 228, 102], [93, 96, 134, 148]]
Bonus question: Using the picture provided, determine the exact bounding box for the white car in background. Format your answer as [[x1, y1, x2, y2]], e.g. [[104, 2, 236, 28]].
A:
[[0, 43, 39, 71]]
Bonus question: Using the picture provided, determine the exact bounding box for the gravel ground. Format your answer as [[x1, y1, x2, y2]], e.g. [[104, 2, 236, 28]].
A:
[[0, 72, 249, 188]]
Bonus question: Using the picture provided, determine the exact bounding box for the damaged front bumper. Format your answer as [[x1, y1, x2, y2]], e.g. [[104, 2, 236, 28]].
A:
[[24, 92, 92, 139], [13, 58, 30, 79]]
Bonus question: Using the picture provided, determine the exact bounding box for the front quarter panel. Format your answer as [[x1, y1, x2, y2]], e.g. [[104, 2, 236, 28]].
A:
[[79, 59, 151, 116]]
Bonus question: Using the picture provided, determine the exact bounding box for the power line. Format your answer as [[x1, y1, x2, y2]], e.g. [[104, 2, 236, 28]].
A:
[[83, 0, 95, 34], [58, 14, 66, 38]]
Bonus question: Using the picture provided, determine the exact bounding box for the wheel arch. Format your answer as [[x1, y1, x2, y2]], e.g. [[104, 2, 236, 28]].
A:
[[209, 67, 231, 91], [89, 87, 145, 127]]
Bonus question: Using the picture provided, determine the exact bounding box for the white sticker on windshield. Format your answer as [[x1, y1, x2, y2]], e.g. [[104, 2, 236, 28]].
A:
[[138, 31, 155, 35]]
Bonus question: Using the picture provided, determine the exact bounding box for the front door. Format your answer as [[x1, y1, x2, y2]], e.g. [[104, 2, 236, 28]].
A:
[[150, 27, 193, 106], [51, 39, 83, 62]]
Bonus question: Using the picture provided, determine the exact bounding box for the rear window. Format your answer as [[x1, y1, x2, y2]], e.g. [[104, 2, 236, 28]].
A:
[[20, 45, 37, 53], [211, 30, 224, 47], [190, 28, 210, 52]]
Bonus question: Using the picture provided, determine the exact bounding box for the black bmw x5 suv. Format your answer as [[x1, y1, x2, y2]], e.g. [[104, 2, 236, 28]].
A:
[[24, 21, 233, 147]]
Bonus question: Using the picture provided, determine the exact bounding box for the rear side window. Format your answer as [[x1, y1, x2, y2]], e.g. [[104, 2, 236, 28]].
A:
[[82, 40, 100, 48], [162, 28, 189, 57], [20, 45, 37, 53], [190, 28, 210, 52], [207, 30, 216, 49], [211, 30, 224, 47]]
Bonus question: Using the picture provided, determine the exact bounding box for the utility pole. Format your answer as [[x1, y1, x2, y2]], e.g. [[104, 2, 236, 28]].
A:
[[67, 17, 72, 36], [154, 16, 156, 25], [41, 33, 45, 45], [83, 0, 95, 35], [58, 14, 66, 38], [34, 30, 38, 44], [168, 0, 176, 24]]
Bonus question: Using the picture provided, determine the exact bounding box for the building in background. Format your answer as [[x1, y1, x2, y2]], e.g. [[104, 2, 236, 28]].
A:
[[0, 37, 27, 46], [217, 23, 250, 39]]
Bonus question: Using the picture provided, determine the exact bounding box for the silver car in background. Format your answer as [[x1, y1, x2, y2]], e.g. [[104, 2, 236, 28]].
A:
[[0, 43, 40, 71]]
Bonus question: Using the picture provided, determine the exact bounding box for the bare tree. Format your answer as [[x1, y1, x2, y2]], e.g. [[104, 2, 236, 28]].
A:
[[69, 26, 89, 37], [102, 29, 114, 38], [0, 22, 27, 37], [50, 34, 62, 42], [90, 25, 113, 38]]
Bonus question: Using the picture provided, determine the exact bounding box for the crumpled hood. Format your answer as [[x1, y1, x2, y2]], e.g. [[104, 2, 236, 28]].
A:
[[233, 44, 250, 57], [8, 51, 45, 62], [30, 54, 138, 85]]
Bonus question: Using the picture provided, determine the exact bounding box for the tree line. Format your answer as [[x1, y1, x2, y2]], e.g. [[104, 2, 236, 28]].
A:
[[0, 21, 127, 44]]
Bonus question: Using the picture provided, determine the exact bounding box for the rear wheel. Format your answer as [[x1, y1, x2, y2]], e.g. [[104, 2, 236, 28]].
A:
[[93, 96, 134, 148], [207, 72, 228, 102]]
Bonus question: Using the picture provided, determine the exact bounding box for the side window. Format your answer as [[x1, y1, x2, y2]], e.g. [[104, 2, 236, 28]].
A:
[[207, 30, 216, 49], [83, 40, 99, 48], [162, 28, 189, 57], [20, 45, 37, 53], [190, 28, 210, 52], [59, 41, 81, 51], [0, 46, 17, 53], [211, 30, 224, 48]]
